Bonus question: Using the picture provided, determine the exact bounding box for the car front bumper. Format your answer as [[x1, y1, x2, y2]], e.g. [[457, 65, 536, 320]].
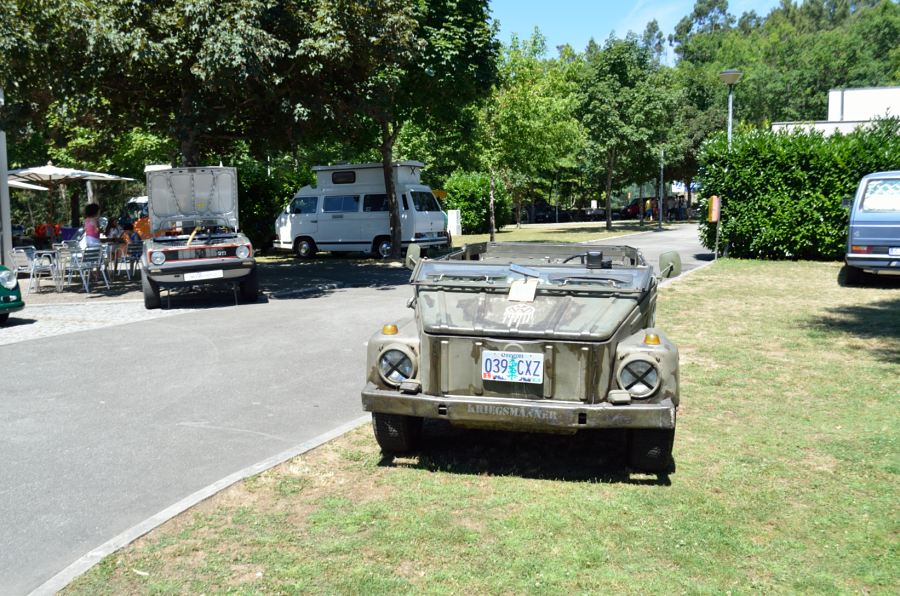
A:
[[145, 261, 255, 287], [361, 382, 676, 430]]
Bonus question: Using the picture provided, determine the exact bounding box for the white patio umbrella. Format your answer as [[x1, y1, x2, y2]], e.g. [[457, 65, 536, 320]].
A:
[[7, 162, 134, 225], [7, 179, 49, 191]]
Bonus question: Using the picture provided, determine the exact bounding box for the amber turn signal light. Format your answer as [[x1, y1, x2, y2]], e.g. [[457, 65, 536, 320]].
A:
[[644, 333, 660, 345], [382, 324, 398, 335]]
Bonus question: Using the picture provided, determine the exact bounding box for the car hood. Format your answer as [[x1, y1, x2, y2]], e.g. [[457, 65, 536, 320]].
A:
[[417, 288, 641, 341], [147, 167, 239, 233]]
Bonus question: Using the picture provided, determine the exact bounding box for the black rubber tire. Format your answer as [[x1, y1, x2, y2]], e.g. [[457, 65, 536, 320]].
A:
[[373, 237, 391, 258], [844, 265, 863, 285], [295, 238, 316, 259], [628, 428, 675, 472], [142, 272, 161, 310], [372, 412, 423, 453], [239, 266, 259, 303], [0, 312, 9, 325]]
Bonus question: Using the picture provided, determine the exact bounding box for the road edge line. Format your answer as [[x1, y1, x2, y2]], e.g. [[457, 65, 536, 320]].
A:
[[28, 414, 372, 596]]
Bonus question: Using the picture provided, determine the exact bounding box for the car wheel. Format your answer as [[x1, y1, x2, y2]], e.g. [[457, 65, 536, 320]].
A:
[[142, 272, 161, 310], [239, 266, 259, 303], [627, 428, 675, 472], [0, 312, 9, 325], [374, 237, 391, 258], [843, 264, 863, 285], [295, 238, 317, 259], [372, 412, 423, 453]]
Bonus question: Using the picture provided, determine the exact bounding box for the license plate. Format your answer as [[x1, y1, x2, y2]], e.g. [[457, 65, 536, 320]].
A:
[[482, 350, 544, 384], [185, 270, 224, 281], [890, 247, 900, 256]]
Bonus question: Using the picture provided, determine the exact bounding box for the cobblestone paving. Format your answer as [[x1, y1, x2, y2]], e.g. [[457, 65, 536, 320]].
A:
[[0, 301, 194, 346]]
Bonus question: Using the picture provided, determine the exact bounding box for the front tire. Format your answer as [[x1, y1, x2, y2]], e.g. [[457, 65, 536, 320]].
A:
[[628, 428, 675, 472], [0, 313, 9, 325], [373, 237, 391, 258], [142, 273, 161, 310], [239, 266, 259, 303], [372, 412, 423, 453], [295, 238, 317, 259]]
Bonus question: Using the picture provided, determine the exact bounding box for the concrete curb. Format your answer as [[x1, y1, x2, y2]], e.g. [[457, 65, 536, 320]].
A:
[[269, 280, 345, 299], [28, 415, 372, 596]]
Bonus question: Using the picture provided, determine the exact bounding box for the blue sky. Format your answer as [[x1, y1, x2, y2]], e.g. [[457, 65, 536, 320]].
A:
[[489, 0, 784, 62]]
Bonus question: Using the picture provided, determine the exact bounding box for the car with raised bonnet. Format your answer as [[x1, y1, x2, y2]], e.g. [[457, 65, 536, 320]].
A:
[[842, 171, 900, 284], [361, 241, 683, 471], [140, 166, 258, 309], [0, 263, 24, 324]]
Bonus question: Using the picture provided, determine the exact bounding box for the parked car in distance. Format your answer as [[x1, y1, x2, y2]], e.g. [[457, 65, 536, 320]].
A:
[[140, 166, 258, 309], [843, 171, 900, 284], [273, 161, 449, 258], [361, 241, 683, 471], [0, 263, 24, 324]]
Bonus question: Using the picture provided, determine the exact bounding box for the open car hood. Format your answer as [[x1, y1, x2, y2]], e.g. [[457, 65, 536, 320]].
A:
[[417, 288, 640, 341], [147, 167, 239, 233]]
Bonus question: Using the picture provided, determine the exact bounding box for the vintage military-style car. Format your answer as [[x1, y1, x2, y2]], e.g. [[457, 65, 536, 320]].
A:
[[141, 166, 258, 309], [361, 241, 682, 471]]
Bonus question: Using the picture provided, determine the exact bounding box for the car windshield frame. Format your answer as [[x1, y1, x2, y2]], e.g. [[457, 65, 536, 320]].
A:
[[413, 261, 648, 292]]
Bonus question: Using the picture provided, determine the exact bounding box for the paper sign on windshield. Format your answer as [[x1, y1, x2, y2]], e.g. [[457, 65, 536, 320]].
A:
[[508, 278, 538, 302]]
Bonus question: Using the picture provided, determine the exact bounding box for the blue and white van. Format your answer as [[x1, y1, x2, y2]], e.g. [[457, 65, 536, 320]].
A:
[[273, 161, 448, 258], [843, 171, 900, 283]]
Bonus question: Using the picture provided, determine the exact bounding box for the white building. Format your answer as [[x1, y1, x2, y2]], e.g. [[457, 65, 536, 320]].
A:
[[771, 86, 900, 136]]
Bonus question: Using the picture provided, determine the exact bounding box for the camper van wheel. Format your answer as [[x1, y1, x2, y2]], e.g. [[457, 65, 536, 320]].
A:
[[843, 265, 863, 285], [295, 238, 317, 259], [374, 237, 392, 258]]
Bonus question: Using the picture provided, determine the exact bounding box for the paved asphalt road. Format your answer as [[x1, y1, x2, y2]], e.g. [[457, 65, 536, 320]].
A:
[[1, 225, 711, 595]]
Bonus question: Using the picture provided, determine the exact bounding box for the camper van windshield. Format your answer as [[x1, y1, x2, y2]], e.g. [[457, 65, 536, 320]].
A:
[[120, 202, 147, 223], [862, 179, 900, 212], [411, 191, 441, 212]]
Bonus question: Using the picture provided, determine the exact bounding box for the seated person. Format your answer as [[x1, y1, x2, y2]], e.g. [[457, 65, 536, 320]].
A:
[[120, 222, 142, 243]]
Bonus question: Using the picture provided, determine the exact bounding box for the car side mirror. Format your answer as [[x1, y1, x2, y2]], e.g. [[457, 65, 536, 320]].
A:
[[659, 251, 682, 278], [406, 244, 421, 270], [841, 196, 852, 209]]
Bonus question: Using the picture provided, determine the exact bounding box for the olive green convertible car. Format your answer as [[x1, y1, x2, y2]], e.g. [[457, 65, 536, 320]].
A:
[[362, 241, 683, 472], [0, 263, 24, 325]]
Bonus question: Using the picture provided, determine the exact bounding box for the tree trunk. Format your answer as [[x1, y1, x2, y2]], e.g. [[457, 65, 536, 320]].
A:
[[179, 86, 200, 167], [379, 119, 403, 258], [686, 177, 693, 220], [639, 182, 644, 227], [604, 146, 616, 231], [530, 180, 535, 225], [489, 166, 496, 242], [65, 184, 79, 228]]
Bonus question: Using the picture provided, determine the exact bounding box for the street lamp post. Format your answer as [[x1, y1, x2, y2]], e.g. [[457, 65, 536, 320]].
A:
[[716, 69, 742, 258]]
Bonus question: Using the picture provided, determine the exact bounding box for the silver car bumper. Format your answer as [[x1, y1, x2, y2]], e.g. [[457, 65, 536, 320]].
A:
[[361, 382, 676, 430]]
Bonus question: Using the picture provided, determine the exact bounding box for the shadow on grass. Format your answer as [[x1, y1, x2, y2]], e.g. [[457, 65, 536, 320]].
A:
[[379, 419, 673, 486], [809, 294, 900, 363]]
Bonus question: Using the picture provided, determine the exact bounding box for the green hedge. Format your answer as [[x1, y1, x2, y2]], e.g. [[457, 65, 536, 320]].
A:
[[443, 171, 512, 235], [697, 118, 900, 260]]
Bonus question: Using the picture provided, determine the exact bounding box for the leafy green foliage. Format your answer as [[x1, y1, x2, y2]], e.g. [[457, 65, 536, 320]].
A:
[[443, 171, 511, 234], [698, 117, 900, 259]]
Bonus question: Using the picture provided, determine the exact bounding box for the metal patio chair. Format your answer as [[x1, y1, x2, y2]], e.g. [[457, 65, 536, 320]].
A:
[[69, 245, 110, 292], [9, 246, 58, 295], [117, 241, 144, 280]]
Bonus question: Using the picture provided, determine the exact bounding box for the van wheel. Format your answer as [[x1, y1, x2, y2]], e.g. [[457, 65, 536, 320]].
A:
[[142, 273, 161, 310], [627, 428, 675, 472], [374, 237, 391, 258], [295, 238, 316, 259], [843, 265, 863, 285]]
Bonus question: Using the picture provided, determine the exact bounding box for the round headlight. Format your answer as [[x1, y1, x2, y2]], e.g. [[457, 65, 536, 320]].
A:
[[0, 270, 17, 290], [378, 348, 416, 386], [617, 357, 660, 398], [150, 251, 166, 265], [236, 245, 251, 259]]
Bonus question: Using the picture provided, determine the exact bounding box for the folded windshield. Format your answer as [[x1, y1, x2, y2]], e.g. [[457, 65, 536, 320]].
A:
[[414, 262, 646, 291]]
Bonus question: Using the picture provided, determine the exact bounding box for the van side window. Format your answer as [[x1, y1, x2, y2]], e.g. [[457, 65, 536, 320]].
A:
[[324, 195, 360, 212], [402, 194, 409, 210], [363, 194, 389, 212], [411, 191, 441, 212], [332, 171, 356, 184], [291, 197, 318, 214]]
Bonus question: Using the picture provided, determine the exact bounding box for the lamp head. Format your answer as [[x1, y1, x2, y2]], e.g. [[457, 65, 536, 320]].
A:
[[718, 69, 743, 86]]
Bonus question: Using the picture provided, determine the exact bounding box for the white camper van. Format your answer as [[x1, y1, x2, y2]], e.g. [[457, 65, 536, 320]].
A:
[[273, 161, 448, 258]]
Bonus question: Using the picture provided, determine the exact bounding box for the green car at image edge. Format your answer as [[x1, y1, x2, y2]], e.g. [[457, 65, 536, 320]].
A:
[[0, 264, 25, 325]]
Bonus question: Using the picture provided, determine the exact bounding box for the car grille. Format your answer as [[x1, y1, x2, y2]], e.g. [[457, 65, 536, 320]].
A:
[[162, 246, 240, 261]]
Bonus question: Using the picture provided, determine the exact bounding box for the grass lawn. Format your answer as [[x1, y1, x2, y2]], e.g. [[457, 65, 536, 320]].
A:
[[458, 221, 662, 245], [62, 261, 900, 595]]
